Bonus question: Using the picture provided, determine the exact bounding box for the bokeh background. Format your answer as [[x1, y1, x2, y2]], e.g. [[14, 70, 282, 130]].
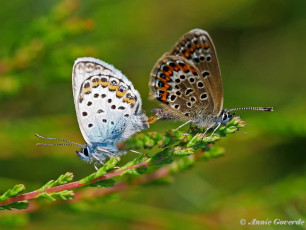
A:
[[1, 0, 305, 229]]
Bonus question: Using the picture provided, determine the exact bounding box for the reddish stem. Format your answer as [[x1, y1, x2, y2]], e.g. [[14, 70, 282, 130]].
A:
[[0, 161, 150, 207]]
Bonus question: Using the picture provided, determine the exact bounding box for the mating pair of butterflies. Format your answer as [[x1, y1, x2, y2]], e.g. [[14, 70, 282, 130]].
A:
[[37, 29, 272, 167]]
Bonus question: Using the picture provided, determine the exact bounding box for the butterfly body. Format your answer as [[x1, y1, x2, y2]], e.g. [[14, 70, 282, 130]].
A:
[[73, 57, 148, 163], [150, 29, 272, 132]]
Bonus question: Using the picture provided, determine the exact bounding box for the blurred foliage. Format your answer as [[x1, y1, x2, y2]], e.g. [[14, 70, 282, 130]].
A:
[[0, 0, 305, 229]]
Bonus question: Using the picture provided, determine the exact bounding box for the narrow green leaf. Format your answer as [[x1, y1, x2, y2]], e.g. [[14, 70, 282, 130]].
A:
[[186, 133, 203, 147], [38, 172, 74, 191], [202, 134, 220, 143], [56, 190, 74, 200], [36, 190, 74, 201], [81, 157, 119, 184], [36, 192, 56, 201], [224, 126, 237, 134], [173, 147, 195, 156], [0, 184, 26, 201], [94, 157, 119, 179]]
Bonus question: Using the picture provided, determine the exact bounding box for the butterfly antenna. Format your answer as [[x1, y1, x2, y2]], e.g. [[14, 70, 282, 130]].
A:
[[227, 107, 273, 112], [36, 143, 81, 147], [35, 134, 83, 147]]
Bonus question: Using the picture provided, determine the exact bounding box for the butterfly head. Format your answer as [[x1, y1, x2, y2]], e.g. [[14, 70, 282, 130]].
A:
[[35, 134, 118, 164], [76, 144, 96, 163], [218, 109, 235, 124], [216, 107, 273, 125], [76, 143, 120, 164]]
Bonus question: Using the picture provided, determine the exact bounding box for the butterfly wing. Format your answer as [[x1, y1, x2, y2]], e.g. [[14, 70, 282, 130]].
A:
[[150, 54, 215, 120], [73, 57, 148, 149], [170, 29, 223, 116]]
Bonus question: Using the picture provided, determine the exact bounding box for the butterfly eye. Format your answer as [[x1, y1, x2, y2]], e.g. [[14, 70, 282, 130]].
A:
[[222, 113, 228, 121], [83, 147, 89, 156], [76, 146, 92, 163]]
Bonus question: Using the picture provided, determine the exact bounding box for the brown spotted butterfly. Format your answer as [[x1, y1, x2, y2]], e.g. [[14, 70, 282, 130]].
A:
[[150, 29, 273, 136]]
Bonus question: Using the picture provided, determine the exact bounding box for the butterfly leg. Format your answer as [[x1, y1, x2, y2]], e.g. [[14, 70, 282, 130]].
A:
[[130, 149, 150, 158], [92, 154, 105, 170], [210, 122, 221, 140], [94, 162, 100, 171], [174, 120, 192, 132], [202, 123, 216, 140]]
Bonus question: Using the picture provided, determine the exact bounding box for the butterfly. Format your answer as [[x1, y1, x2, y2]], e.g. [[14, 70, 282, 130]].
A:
[[37, 57, 149, 168], [149, 29, 273, 136]]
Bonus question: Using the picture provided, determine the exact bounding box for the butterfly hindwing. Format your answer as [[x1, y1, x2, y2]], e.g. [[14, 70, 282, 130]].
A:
[[73, 58, 148, 149], [150, 54, 214, 120]]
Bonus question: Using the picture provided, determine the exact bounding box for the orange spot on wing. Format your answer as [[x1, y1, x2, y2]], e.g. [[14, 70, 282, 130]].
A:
[[100, 79, 109, 87], [163, 69, 173, 78], [154, 82, 171, 91], [109, 84, 119, 91], [83, 88, 91, 94], [159, 73, 171, 82], [173, 65, 179, 72], [123, 97, 135, 105], [160, 92, 168, 102], [156, 77, 168, 83], [190, 67, 198, 75], [116, 90, 126, 98], [178, 64, 189, 73]]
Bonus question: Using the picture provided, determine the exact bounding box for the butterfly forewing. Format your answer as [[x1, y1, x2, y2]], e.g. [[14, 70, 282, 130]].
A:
[[170, 29, 223, 116]]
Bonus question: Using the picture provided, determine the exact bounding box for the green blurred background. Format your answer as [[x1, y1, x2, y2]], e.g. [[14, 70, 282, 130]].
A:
[[0, 0, 305, 229]]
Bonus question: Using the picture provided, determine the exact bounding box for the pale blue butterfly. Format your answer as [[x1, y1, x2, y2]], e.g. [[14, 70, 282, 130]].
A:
[[37, 57, 149, 168]]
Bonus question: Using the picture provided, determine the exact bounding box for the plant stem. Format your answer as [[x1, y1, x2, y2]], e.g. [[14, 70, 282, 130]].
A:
[[0, 161, 149, 207]]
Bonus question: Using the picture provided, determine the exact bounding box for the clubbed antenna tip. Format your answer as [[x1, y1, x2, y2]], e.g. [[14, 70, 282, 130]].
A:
[[264, 107, 273, 111]]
